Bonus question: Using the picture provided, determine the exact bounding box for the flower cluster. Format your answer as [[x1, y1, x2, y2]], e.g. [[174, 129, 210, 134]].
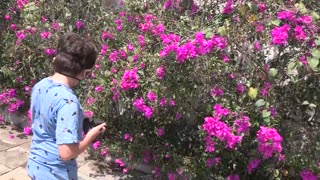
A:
[[0, 89, 24, 113], [202, 116, 242, 149], [299, 169, 318, 180], [133, 97, 153, 119], [256, 126, 283, 159], [120, 67, 139, 90], [271, 10, 314, 45]]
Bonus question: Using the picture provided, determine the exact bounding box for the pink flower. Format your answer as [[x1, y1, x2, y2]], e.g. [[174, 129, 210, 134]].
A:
[[16, 31, 26, 40], [133, 97, 145, 112], [156, 66, 165, 80], [277, 10, 295, 21], [234, 115, 251, 134], [41, 16, 47, 22], [206, 157, 221, 167], [236, 83, 246, 94], [169, 100, 175, 106], [257, 126, 283, 159], [24, 86, 30, 93], [294, 26, 307, 41], [147, 91, 157, 102], [222, 0, 233, 15], [143, 106, 153, 119], [138, 35, 145, 47], [247, 158, 260, 174], [123, 168, 128, 173], [92, 141, 101, 150], [123, 133, 131, 141], [40, 31, 51, 39], [159, 98, 167, 107], [227, 174, 240, 180], [76, 20, 84, 29], [4, 14, 11, 21], [258, 3, 266, 12], [254, 41, 261, 50], [300, 169, 317, 180], [9, 134, 14, 139], [51, 22, 60, 31], [10, 24, 17, 31], [221, 54, 230, 63], [157, 127, 164, 137], [120, 68, 139, 90], [210, 86, 224, 97], [23, 127, 32, 135], [86, 97, 95, 106], [296, 15, 313, 24], [83, 111, 94, 118], [101, 31, 114, 40], [115, 158, 125, 167], [95, 85, 103, 92], [127, 43, 134, 52], [109, 50, 119, 63], [17, 0, 29, 10], [100, 44, 108, 55], [44, 48, 56, 56], [167, 172, 176, 180], [256, 24, 264, 32], [271, 24, 290, 45]]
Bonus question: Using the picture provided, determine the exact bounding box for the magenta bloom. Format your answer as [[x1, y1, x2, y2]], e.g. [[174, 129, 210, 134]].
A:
[[138, 35, 145, 47], [254, 41, 261, 50], [294, 26, 307, 41], [258, 3, 266, 12], [41, 16, 48, 22], [10, 24, 17, 31], [95, 85, 103, 92], [222, 0, 233, 15], [109, 50, 119, 63], [133, 97, 145, 112], [234, 115, 251, 134], [17, 0, 29, 10], [277, 10, 295, 21], [236, 83, 246, 94], [44, 49, 56, 56], [210, 86, 224, 97], [143, 106, 153, 119], [271, 24, 290, 45], [16, 31, 26, 40], [296, 15, 313, 24], [40, 31, 51, 39], [127, 43, 134, 52], [120, 68, 139, 90], [100, 44, 108, 55], [4, 14, 10, 21], [101, 31, 114, 40], [247, 158, 260, 174], [227, 174, 240, 180], [156, 66, 165, 80], [157, 127, 164, 137], [163, 0, 172, 10], [51, 22, 60, 31], [147, 91, 157, 102], [9, 134, 14, 139], [115, 158, 125, 167], [83, 111, 94, 118], [76, 20, 84, 29], [23, 127, 32, 135], [257, 126, 283, 159], [92, 141, 101, 150], [206, 157, 221, 167], [300, 169, 317, 180]]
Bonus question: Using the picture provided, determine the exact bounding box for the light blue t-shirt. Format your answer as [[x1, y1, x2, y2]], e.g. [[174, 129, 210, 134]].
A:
[[27, 77, 84, 180]]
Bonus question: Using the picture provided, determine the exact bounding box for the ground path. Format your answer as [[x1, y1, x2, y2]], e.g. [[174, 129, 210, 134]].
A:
[[0, 125, 148, 180]]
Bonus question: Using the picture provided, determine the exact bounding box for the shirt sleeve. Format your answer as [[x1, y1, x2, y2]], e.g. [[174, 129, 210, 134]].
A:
[[56, 100, 83, 145]]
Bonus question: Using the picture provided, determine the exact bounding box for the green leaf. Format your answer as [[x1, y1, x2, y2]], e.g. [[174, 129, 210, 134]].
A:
[[262, 110, 271, 118], [315, 38, 320, 46], [307, 57, 319, 70], [268, 68, 278, 77], [311, 49, 320, 58], [271, 20, 281, 26], [311, 12, 320, 20], [205, 31, 213, 39], [255, 99, 265, 107], [295, 3, 307, 14], [218, 26, 227, 36]]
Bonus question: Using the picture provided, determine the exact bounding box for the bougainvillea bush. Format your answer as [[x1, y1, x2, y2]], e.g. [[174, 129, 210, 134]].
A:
[[1, 0, 320, 179]]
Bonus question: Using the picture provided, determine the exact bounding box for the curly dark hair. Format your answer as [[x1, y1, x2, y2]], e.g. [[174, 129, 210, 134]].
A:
[[53, 32, 97, 76]]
